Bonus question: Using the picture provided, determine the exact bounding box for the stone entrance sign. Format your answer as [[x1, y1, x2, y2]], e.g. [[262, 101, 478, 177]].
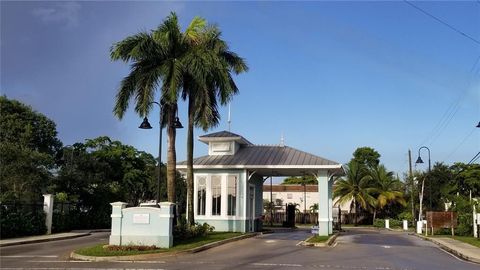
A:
[[109, 202, 174, 248]]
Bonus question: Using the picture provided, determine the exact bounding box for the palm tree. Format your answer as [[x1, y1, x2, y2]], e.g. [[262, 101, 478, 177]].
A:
[[370, 165, 406, 220], [110, 13, 205, 203], [334, 161, 376, 225], [181, 25, 248, 224]]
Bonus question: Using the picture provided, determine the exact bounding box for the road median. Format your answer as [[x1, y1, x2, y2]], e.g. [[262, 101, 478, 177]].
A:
[[70, 232, 258, 261]]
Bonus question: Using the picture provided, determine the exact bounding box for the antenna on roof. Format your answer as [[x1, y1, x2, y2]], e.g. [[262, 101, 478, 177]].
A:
[[280, 132, 285, 147], [227, 103, 231, 131]]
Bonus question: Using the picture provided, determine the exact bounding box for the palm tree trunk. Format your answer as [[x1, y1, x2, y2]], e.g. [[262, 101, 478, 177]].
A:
[[373, 209, 376, 223], [186, 97, 195, 225], [354, 199, 358, 226], [167, 110, 177, 204]]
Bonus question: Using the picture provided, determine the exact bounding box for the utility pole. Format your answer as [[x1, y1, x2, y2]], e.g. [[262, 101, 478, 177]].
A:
[[408, 150, 415, 224]]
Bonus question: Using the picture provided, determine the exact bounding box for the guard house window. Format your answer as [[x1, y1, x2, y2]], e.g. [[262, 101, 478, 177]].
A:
[[227, 175, 237, 216], [211, 175, 222, 215], [197, 176, 206, 215]]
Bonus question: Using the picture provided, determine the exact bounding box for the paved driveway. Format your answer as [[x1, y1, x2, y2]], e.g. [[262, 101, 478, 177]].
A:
[[1, 228, 479, 269]]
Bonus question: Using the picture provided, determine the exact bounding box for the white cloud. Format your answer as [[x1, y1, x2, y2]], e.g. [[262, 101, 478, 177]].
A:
[[32, 2, 81, 28]]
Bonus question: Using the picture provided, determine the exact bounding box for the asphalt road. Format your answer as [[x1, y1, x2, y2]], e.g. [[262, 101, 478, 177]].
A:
[[1, 228, 479, 270]]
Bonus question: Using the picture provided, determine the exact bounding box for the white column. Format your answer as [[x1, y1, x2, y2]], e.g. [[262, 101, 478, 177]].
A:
[[43, 194, 53, 235], [328, 178, 333, 234], [473, 204, 478, 238], [109, 202, 127, 245], [317, 171, 329, 236]]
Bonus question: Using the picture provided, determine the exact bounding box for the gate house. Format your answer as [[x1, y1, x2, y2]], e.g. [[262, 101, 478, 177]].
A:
[[177, 131, 344, 236]]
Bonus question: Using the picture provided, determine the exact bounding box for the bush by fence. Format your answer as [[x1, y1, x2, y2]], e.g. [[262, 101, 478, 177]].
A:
[[0, 204, 46, 238], [52, 202, 110, 233], [373, 218, 403, 228], [1, 202, 111, 238]]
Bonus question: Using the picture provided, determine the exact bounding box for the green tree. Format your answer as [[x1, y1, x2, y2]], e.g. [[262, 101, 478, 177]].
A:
[[110, 13, 201, 203], [352, 147, 381, 169], [334, 161, 376, 225], [0, 96, 62, 202], [370, 165, 406, 220], [282, 175, 317, 185], [182, 22, 248, 225]]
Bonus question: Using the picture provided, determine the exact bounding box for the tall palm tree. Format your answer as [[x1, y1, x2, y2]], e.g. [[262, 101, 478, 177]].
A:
[[334, 161, 376, 225], [181, 25, 248, 224], [110, 13, 205, 203], [370, 165, 406, 220]]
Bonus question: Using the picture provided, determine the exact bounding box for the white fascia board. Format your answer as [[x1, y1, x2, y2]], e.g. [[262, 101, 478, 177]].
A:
[[176, 164, 342, 170]]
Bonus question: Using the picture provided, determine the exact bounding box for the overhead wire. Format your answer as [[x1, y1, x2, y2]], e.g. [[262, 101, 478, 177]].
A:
[[417, 56, 479, 148], [443, 127, 476, 161], [467, 151, 480, 164], [403, 0, 480, 45]]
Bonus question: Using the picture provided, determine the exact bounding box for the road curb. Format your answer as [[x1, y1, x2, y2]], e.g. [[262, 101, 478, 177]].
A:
[[0, 233, 91, 247], [70, 233, 259, 261], [413, 234, 480, 264]]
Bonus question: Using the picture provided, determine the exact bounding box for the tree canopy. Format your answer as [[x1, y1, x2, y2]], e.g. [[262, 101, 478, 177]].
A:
[[352, 147, 381, 169], [0, 96, 62, 202], [282, 175, 317, 185]]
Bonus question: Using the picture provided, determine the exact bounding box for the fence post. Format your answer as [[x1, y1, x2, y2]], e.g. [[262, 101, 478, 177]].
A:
[[43, 194, 54, 234]]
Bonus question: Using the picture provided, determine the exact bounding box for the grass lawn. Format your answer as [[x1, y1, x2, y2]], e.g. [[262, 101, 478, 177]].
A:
[[75, 232, 243, 257], [430, 235, 480, 249], [306, 235, 330, 243]]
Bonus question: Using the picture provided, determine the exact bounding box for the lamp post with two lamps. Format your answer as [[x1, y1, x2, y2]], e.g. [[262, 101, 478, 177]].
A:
[[139, 101, 183, 204], [415, 146, 431, 221]]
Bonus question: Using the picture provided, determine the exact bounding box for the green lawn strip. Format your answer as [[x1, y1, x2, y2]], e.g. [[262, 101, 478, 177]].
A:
[[306, 235, 330, 243], [429, 235, 480, 249], [75, 232, 243, 257]]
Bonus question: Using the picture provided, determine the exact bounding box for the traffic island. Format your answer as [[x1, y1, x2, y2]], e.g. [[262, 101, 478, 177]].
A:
[[70, 232, 256, 262], [298, 233, 339, 247]]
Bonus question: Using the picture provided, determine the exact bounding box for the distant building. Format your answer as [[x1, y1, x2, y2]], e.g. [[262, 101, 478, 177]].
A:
[[263, 184, 352, 217]]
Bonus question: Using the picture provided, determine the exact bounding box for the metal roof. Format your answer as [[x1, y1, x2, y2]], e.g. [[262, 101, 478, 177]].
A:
[[198, 130, 253, 145], [177, 145, 340, 167]]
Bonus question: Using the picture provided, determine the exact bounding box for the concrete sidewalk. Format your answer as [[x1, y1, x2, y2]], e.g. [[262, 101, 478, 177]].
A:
[[0, 232, 91, 247], [416, 234, 480, 264]]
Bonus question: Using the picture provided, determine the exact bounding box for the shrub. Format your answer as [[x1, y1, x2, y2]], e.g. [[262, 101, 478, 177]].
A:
[[373, 219, 385, 228], [173, 217, 215, 241], [450, 196, 475, 236], [373, 218, 402, 228], [0, 204, 46, 238], [105, 245, 158, 251]]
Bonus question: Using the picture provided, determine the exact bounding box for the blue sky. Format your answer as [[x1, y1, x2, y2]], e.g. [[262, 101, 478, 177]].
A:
[[1, 1, 479, 177]]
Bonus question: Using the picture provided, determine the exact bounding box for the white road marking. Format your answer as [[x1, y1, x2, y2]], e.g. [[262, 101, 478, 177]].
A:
[[2, 255, 58, 258], [27, 260, 91, 263], [265, 240, 276, 243], [252, 262, 303, 267], [381, 245, 391, 249], [112, 260, 166, 263], [3, 268, 165, 270]]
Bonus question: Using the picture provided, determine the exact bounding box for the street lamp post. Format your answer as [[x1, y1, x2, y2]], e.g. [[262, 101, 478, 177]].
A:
[[139, 101, 183, 204], [415, 146, 431, 220]]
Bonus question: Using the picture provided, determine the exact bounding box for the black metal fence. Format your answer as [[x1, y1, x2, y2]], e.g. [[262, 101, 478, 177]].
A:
[[0, 201, 111, 238]]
